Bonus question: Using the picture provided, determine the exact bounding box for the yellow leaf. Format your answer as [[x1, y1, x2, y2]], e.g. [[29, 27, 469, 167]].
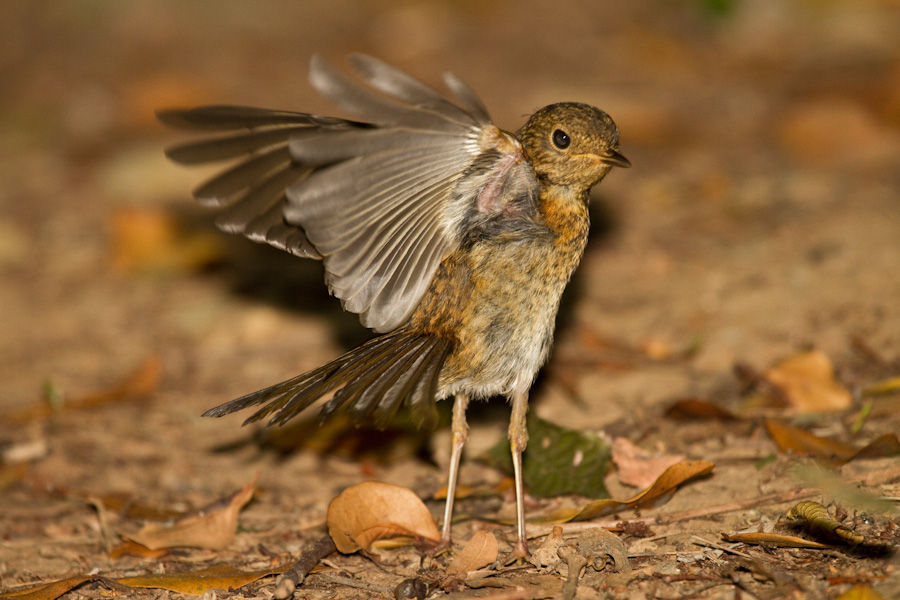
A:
[[722, 532, 831, 549], [117, 564, 286, 595], [862, 375, 900, 397], [326, 481, 440, 553], [835, 583, 887, 600], [0, 576, 90, 600]]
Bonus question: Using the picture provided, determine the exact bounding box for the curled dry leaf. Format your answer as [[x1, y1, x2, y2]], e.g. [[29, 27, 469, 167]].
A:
[[612, 437, 685, 489], [576, 528, 630, 574], [447, 531, 499, 578], [762, 350, 851, 414], [127, 472, 258, 550], [326, 481, 440, 553], [533, 460, 714, 524]]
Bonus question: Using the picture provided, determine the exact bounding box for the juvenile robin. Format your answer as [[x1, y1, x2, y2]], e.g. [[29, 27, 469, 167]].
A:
[[160, 54, 629, 558]]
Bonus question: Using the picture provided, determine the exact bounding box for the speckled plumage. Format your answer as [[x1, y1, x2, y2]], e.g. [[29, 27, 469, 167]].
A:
[[160, 57, 628, 558]]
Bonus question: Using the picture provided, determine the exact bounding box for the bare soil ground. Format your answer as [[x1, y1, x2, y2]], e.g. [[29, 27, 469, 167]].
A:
[[2, 2, 899, 598]]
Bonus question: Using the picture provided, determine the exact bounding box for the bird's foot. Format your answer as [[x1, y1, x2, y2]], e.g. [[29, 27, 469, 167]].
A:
[[502, 539, 530, 565]]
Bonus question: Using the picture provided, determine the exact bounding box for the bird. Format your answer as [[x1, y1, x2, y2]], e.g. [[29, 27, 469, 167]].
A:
[[159, 54, 629, 559]]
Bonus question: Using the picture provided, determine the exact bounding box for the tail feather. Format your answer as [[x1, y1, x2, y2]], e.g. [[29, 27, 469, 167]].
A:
[[405, 339, 450, 428], [202, 330, 452, 429], [328, 336, 432, 425]]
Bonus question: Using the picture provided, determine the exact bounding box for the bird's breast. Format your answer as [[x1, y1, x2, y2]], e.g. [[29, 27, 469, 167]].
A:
[[413, 191, 590, 400]]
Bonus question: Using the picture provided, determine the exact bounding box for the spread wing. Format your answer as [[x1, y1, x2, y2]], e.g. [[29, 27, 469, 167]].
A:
[[159, 54, 538, 333]]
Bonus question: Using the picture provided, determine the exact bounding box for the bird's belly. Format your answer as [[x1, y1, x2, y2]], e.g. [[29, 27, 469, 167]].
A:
[[437, 236, 582, 399]]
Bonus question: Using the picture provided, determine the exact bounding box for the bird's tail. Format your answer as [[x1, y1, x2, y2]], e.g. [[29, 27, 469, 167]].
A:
[[202, 330, 452, 430]]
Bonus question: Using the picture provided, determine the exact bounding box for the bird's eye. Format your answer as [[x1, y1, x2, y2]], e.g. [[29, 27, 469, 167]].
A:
[[552, 129, 570, 149]]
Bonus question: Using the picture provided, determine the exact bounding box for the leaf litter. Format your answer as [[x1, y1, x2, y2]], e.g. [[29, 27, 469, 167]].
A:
[[4, 2, 900, 598]]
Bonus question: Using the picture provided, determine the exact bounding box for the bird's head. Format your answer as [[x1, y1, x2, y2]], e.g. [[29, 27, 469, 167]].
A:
[[517, 102, 629, 191]]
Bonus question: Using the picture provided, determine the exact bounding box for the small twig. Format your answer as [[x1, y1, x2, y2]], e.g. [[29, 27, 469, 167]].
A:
[[316, 573, 393, 595], [84, 496, 116, 553], [273, 535, 337, 599], [528, 486, 820, 538], [691, 535, 756, 560], [558, 546, 588, 600]]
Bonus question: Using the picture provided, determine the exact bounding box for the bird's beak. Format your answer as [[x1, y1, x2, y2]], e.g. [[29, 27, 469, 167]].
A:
[[599, 148, 631, 168]]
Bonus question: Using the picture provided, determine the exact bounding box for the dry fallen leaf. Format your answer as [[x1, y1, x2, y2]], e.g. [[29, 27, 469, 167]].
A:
[[664, 398, 738, 421], [765, 419, 857, 462], [765, 420, 900, 465], [835, 583, 887, 600], [0, 575, 90, 600], [533, 460, 714, 524], [108, 540, 169, 560], [762, 350, 852, 414], [447, 531, 499, 578], [722, 531, 831, 549], [126, 472, 258, 550], [612, 437, 685, 489], [326, 481, 440, 553], [117, 564, 287, 595], [5, 356, 163, 424]]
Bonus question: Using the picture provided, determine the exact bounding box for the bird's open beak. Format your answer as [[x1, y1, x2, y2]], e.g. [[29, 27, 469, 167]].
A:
[[599, 148, 631, 168]]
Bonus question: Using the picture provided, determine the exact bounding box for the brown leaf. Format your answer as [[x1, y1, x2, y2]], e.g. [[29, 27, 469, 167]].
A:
[[117, 564, 287, 595], [612, 437, 685, 489], [0, 576, 90, 600], [533, 460, 714, 524], [762, 350, 851, 414], [6, 356, 162, 424], [850, 433, 900, 462], [108, 540, 169, 559], [126, 472, 258, 550], [326, 481, 440, 553], [722, 531, 831, 549], [765, 419, 856, 461], [447, 531, 499, 578], [664, 398, 738, 421]]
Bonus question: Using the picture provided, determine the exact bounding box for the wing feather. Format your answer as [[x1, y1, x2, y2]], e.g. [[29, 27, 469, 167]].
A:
[[161, 55, 539, 332]]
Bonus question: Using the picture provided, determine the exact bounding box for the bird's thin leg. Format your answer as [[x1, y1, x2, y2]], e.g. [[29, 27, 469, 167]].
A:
[[509, 388, 530, 560], [440, 392, 469, 546]]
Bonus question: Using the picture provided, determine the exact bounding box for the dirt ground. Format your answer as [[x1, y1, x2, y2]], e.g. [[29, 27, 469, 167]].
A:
[[2, 1, 900, 599]]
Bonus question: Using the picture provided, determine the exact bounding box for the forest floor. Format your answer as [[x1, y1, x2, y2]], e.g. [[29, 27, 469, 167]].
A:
[[2, 2, 899, 598]]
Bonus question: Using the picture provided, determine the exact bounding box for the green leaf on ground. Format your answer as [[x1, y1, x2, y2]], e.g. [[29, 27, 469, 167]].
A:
[[481, 414, 611, 498]]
